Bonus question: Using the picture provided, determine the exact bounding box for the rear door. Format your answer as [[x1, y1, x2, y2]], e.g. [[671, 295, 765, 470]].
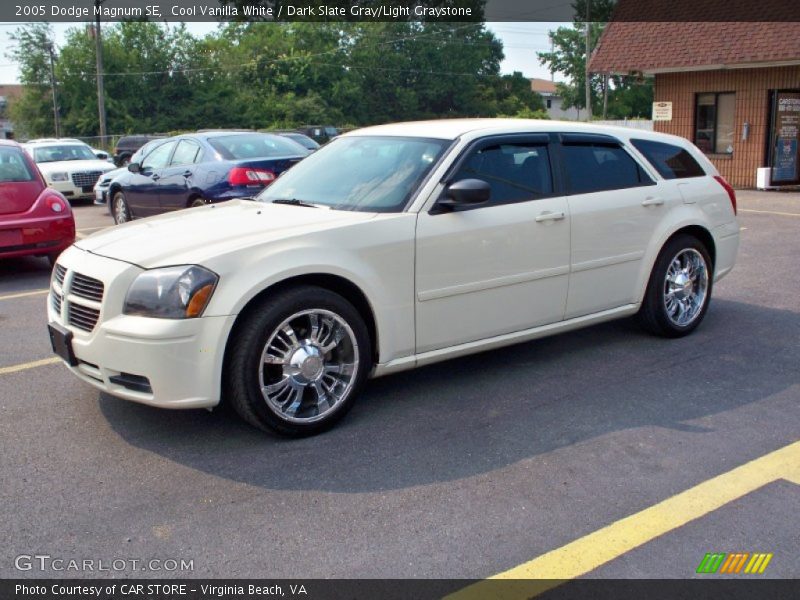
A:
[[559, 134, 669, 319]]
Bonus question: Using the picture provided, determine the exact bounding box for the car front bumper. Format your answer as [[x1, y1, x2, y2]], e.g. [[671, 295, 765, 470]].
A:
[[49, 246, 236, 409]]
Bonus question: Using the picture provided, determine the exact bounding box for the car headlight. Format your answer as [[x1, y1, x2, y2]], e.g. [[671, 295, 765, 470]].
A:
[[123, 265, 218, 319], [49, 172, 69, 182]]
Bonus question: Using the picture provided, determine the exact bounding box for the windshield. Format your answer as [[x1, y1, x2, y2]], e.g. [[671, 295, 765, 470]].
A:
[[32, 144, 97, 163], [207, 133, 309, 160], [257, 135, 450, 212]]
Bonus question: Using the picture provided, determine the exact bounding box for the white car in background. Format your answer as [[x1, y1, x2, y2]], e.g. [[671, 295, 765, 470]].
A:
[[24, 139, 116, 202], [48, 119, 739, 437]]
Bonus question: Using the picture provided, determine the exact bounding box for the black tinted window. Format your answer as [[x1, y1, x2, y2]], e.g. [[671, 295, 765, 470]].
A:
[[631, 139, 706, 179], [454, 143, 553, 205], [562, 144, 651, 194]]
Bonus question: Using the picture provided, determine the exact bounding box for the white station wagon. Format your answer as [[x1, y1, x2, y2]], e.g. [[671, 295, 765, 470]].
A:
[[48, 119, 739, 436]]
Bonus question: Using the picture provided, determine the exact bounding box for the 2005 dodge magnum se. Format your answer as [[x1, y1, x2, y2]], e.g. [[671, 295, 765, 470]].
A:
[[47, 119, 739, 436]]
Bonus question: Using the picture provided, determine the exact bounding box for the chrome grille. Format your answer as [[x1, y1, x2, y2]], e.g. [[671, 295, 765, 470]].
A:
[[71, 272, 104, 302], [54, 263, 66, 286], [68, 303, 100, 332], [71, 170, 103, 188]]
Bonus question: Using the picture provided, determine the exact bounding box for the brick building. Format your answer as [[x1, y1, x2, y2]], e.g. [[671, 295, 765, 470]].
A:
[[589, 22, 800, 188]]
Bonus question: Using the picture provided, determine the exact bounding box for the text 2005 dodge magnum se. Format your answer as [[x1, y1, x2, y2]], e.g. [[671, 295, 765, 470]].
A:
[[48, 119, 739, 436]]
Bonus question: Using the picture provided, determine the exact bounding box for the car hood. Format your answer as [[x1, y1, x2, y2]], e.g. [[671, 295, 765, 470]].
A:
[[75, 199, 377, 268], [37, 159, 115, 174]]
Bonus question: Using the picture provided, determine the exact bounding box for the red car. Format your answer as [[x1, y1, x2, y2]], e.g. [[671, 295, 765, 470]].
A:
[[0, 139, 75, 266]]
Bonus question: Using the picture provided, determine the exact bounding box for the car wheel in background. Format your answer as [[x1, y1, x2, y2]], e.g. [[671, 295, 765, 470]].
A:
[[639, 234, 713, 338], [225, 286, 372, 437], [111, 191, 132, 224], [189, 197, 207, 208]]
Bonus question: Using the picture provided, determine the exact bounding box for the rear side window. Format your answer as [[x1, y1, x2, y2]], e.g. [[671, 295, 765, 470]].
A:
[[0, 147, 34, 182], [561, 143, 652, 194], [631, 139, 706, 179], [454, 143, 553, 205]]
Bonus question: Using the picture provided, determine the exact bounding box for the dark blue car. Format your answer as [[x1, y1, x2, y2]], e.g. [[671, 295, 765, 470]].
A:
[[108, 131, 310, 223]]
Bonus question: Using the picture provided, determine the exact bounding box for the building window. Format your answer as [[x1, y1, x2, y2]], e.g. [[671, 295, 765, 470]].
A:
[[546, 98, 552, 109], [695, 92, 735, 154]]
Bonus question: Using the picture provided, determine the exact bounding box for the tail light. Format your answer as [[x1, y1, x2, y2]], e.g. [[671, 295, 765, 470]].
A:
[[228, 167, 276, 186], [46, 195, 69, 214], [713, 175, 737, 215]]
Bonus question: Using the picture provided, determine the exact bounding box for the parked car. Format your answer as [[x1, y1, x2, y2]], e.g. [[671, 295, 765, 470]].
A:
[[23, 139, 117, 202], [0, 140, 75, 266], [113, 134, 166, 167], [90, 147, 115, 163], [94, 139, 165, 206], [47, 119, 739, 436], [297, 125, 339, 144], [272, 131, 320, 151], [107, 131, 309, 224]]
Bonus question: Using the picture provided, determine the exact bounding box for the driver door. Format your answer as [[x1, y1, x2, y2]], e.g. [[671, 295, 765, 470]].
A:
[[415, 135, 571, 353], [125, 140, 175, 217]]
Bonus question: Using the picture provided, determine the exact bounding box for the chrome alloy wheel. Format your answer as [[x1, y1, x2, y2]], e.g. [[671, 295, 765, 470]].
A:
[[113, 194, 129, 223], [663, 248, 708, 327], [258, 309, 359, 423]]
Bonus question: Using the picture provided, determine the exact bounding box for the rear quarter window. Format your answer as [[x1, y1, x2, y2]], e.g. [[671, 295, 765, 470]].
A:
[[0, 147, 35, 182], [631, 139, 706, 179]]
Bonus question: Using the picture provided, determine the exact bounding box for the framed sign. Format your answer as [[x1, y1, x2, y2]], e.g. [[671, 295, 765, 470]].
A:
[[769, 91, 800, 184], [652, 101, 673, 121]]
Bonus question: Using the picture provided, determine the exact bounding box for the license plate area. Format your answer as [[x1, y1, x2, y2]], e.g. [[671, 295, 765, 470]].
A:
[[48, 321, 78, 366], [0, 229, 22, 248]]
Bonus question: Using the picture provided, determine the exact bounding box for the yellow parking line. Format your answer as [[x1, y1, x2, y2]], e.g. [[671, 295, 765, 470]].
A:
[[0, 289, 49, 301], [0, 356, 61, 376], [739, 208, 800, 217], [449, 441, 800, 600]]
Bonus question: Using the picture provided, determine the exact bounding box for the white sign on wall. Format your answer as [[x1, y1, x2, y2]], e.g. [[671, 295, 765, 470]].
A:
[[652, 101, 673, 121]]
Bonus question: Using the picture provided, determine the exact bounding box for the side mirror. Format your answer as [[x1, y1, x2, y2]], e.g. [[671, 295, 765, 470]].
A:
[[437, 179, 491, 211], [127, 162, 141, 173]]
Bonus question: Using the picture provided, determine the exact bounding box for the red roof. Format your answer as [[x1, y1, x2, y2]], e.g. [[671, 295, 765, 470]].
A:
[[530, 78, 558, 94], [589, 21, 800, 75]]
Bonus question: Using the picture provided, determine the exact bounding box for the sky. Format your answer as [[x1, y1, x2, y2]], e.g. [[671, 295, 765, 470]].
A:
[[0, 21, 568, 85]]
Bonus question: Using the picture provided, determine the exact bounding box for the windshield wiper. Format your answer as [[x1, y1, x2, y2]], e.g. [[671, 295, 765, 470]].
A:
[[271, 198, 322, 208]]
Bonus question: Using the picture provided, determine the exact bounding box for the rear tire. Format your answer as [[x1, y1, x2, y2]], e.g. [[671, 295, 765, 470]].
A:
[[111, 191, 132, 224], [189, 197, 207, 208], [639, 234, 713, 338], [225, 286, 372, 437]]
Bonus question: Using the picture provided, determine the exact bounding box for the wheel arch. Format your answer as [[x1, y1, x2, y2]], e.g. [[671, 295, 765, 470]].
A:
[[636, 223, 717, 305], [222, 273, 380, 376]]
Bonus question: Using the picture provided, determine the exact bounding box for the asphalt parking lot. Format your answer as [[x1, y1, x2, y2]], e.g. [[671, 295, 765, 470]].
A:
[[1, 192, 798, 589]]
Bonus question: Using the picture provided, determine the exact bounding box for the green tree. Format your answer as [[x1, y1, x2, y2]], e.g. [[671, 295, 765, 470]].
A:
[[537, 0, 652, 119], [6, 23, 57, 138]]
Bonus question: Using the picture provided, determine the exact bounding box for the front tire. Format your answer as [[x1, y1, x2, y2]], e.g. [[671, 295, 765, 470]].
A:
[[225, 286, 372, 436], [189, 197, 207, 208], [111, 191, 132, 224], [639, 234, 713, 337]]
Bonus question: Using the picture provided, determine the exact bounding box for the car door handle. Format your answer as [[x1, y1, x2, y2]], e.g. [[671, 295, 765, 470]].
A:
[[535, 211, 565, 222], [642, 196, 664, 206], [151, 174, 160, 181]]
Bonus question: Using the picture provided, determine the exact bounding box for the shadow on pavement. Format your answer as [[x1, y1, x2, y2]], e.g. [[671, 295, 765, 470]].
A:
[[99, 298, 798, 493]]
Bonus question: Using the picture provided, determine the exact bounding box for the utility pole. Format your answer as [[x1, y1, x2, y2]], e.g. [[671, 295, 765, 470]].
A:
[[95, 0, 108, 147], [584, 0, 593, 121], [46, 42, 60, 137]]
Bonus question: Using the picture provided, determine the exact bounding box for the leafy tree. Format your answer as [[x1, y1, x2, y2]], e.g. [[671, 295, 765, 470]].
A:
[[6, 23, 57, 138], [537, 0, 653, 119]]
